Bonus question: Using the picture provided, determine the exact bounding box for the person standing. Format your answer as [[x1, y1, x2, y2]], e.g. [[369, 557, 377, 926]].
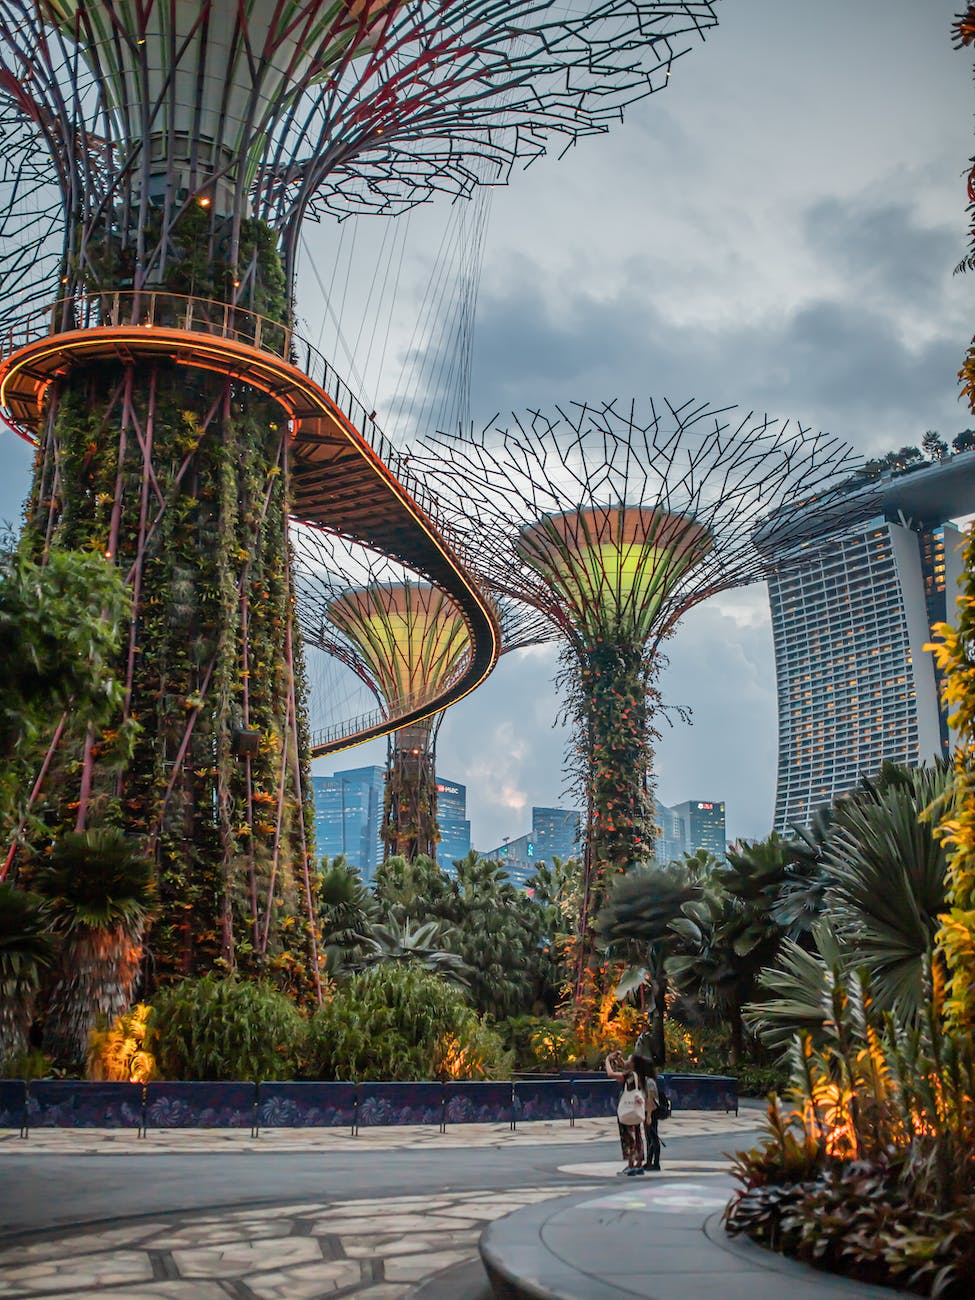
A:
[[605, 1049, 646, 1174], [631, 1049, 661, 1171]]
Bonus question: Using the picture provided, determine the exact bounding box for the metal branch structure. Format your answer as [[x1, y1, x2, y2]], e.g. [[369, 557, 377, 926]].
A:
[[293, 525, 549, 860], [0, 1, 719, 332], [417, 398, 857, 1016], [0, 2, 718, 997]]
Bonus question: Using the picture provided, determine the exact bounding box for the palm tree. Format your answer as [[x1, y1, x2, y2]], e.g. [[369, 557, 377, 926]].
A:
[[595, 860, 705, 1063], [0, 882, 54, 1068], [824, 764, 950, 1012], [36, 828, 154, 1066], [743, 920, 847, 1055], [318, 855, 379, 977], [438, 853, 538, 1019], [745, 764, 951, 1052]]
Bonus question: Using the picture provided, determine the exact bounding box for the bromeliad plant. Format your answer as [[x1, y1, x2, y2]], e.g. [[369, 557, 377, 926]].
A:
[[726, 961, 975, 1297]]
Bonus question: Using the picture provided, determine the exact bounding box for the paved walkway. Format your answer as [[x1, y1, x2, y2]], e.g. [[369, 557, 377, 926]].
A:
[[0, 1111, 752, 1154], [480, 1178, 910, 1300], [0, 1114, 760, 1298]]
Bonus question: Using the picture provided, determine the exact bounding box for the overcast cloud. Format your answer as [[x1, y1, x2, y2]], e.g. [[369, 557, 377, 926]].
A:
[[1, 1, 971, 851]]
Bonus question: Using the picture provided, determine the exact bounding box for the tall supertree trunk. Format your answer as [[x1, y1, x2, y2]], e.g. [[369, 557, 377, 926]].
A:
[[383, 721, 439, 862], [19, 218, 319, 994], [573, 640, 655, 1016]]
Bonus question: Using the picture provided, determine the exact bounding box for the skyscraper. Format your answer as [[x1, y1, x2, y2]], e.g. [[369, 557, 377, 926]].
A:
[[532, 807, 582, 864], [670, 800, 727, 858], [312, 767, 385, 883], [765, 454, 975, 831], [436, 778, 472, 871], [478, 835, 538, 891], [653, 800, 687, 863]]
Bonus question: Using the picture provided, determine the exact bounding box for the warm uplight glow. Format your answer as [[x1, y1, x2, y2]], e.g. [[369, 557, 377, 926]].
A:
[[197, 195, 211, 208]]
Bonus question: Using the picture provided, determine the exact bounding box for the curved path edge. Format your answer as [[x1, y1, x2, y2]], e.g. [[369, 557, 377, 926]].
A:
[[479, 1180, 912, 1300]]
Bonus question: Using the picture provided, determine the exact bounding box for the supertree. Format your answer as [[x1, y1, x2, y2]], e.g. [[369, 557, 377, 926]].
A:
[[417, 398, 856, 1023], [0, 2, 719, 993], [293, 528, 548, 861]]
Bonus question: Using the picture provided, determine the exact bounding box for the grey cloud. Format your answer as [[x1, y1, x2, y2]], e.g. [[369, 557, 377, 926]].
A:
[[803, 197, 962, 311], [464, 224, 965, 452]]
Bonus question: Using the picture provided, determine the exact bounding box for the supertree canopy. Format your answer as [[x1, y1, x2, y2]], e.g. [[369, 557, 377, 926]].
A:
[[293, 526, 549, 861], [418, 398, 856, 1017], [0, 2, 718, 997], [328, 582, 469, 861]]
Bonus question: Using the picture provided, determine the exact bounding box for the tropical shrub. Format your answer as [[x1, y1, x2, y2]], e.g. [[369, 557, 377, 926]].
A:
[[725, 962, 975, 1296], [306, 964, 508, 1081], [436, 1011, 513, 1082], [0, 543, 133, 832], [0, 882, 53, 1069], [148, 974, 305, 1080], [499, 1016, 583, 1072], [88, 1003, 155, 1082]]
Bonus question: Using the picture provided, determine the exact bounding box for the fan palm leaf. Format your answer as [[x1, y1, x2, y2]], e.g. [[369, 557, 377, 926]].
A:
[[0, 883, 54, 1067], [824, 765, 949, 1013], [36, 828, 154, 1065], [744, 920, 847, 1055]]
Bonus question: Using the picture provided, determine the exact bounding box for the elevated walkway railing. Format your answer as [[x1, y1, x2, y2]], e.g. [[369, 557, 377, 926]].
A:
[[307, 683, 466, 753], [0, 291, 446, 538]]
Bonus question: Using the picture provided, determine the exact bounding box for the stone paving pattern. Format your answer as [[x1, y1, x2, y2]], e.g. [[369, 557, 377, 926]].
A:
[[0, 1187, 583, 1298], [0, 1112, 763, 1298], [0, 1111, 756, 1155]]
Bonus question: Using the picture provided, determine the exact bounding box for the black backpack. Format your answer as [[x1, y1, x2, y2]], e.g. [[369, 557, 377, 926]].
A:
[[655, 1082, 672, 1120]]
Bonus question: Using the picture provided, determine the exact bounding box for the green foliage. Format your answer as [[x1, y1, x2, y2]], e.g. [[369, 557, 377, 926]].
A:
[[357, 914, 473, 989], [499, 1015, 583, 1072], [929, 523, 975, 1032], [35, 828, 154, 1066], [747, 766, 952, 1057], [372, 853, 451, 912], [318, 855, 379, 976], [733, 1060, 791, 1099], [596, 859, 703, 1063], [306, 964, 509, 1082], [367, 853, 548, 1020], [0, 544, 132, 829], [825, 765, 950, 1012], [309, 967, 512, 1086], [0, 882, 53, 1069], [148, 974, 305, 1081], [727, 959, 975, 1296], [1, 1048, 54, 1081], [39, 829, 154, 934]]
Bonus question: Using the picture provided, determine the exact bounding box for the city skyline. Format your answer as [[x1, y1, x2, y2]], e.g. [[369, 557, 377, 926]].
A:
[[314, 759, 726, 864], [0, 1, 969, 853]]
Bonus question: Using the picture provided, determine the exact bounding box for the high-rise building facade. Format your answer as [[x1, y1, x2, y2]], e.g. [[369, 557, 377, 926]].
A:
[[312, 767, 385, 883], [670, 800, 727, 858], [653, 799, 686, 863], [531, 807, 582, 864], [436, 777, 471, 870], [478, 804, 581, 890], [478, 833, 538, 890], [765, 455, 975, 831]]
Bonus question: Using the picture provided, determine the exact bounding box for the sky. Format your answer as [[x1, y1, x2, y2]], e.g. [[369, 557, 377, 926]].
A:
[[1, 1, 972, 852]]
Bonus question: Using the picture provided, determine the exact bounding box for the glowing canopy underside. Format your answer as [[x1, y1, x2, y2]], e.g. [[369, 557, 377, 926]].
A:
[[516, 505, 712, 643], [326, 581, 471, 716]]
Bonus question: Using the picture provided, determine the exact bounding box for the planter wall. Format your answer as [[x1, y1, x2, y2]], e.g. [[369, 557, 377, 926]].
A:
[[0, 1073, 737, 1136]]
